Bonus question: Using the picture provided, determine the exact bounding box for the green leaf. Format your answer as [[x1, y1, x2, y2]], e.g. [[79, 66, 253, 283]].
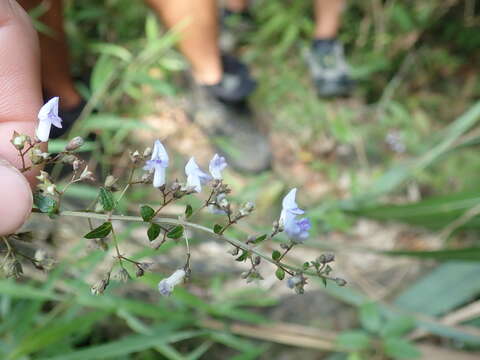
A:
[[99, 187, 115, 211], [33, 192, 58, 216], [272, 250, 281, 261], [360, 302, 382, 333], [236, 251, 249, 262], [185, 204, 193, 218], [84, 222, 112, 239], [381, 317, 415, 338], [147, 223, 161, 241], [394, 262, 480, 316], [383, 338, 421, 359], [275, 268, 285, 280], [252, 234, 267, 244], [336, 331, 371, 351], [213, 224, 223, 234], [140, 205, 155, 222], [167, 225, 184, 239]]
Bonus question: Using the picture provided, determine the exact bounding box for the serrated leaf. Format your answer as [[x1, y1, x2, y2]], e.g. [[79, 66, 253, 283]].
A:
[[336, 331, 371, 351], [185, 204, 193, 218], [140, 205, 155, 222], [360, 302, 382, 333], [275, 267, 285, 280], [253, 234, 267, 244], [167, 225, 184, 239], [272, 250, 281, 261], [147, 223, 161, 241], [33, 193, 58, 216], [213, 224, 223, 234], [383, 338, 421, 359], [99, 187, 115, 211], [236, 251, 249, 262], [84, 222, 112, 239]]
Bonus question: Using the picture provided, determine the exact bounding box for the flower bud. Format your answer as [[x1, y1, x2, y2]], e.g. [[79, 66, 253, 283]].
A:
[[129, 150, 141, 164], [170, 180, 181, 192], [158, 269, 186, 296], [254, 256, 261, 266], [143, 147, 152, 157], [334, 278, 347, 287], [228, 247, 239, 256], [136, 267, 145, 277], [80, 166, 96, 182], [91, 278, 109, 295], [3, 258, 23, 279], [73, 160, 81, 172], [318, 253, 335, 264], [239, 201, 255, 216], [115, 268, 131, 282], [11, 131, 28, 150], [65, 136, 84, 151], [104, 175, 117, 189], [30, 147, 49, 165]]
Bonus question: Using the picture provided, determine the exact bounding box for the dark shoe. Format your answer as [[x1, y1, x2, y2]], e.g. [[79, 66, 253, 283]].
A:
[[219, 8, 255, 53], [188, 56, 271, 173], [306, 39, 354, 97]]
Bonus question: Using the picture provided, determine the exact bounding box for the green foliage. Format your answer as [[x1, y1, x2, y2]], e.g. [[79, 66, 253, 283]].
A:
[[147, 223, 161, 241], [84, 222, 113, 239]]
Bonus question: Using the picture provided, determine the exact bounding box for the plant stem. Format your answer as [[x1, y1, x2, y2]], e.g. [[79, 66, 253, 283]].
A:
[[56, 210, 332, 281]]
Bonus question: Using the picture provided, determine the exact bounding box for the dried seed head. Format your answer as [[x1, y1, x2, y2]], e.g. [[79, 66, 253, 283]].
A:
[[65, 136, 84, 151]]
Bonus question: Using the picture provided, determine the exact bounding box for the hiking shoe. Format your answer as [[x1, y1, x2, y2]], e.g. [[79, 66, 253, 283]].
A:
[[306, 39, 354, 97], [187, 56, 271, 173], [219, 8, 255, 53]]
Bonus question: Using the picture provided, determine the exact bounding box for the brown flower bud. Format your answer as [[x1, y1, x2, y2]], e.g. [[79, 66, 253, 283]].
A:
[[65, 136, 84, 151]]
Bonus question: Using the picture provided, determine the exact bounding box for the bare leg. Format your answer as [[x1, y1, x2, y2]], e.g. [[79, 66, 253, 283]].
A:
[[145, 0, 222, 85], [314, 0, 345, 39], [225, 0, 249, 12], [17, 0, 81, 109]]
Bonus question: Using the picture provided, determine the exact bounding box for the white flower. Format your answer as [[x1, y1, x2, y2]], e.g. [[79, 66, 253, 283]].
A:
[[143, 140, 169, 188], [158, 269, 186, 296], [209, 153, 227, 180], [36, 97, 63, 142], [185, 157, 211, 192], [279, 188, 311, 244]]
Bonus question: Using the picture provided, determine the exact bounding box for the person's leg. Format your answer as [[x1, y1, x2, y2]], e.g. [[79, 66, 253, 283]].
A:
[[308, 0, 353, 97], [313, 0, 344, 40], [224, 0, 249, 13], [17, 0, 81, 109], [145, 0, 222, 85]]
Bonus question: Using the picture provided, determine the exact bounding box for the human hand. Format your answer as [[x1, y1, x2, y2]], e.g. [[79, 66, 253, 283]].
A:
[[0, 0, 43, 235]]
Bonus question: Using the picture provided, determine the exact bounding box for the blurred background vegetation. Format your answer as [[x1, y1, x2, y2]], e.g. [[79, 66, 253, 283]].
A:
[[2, 0, 480, 359]]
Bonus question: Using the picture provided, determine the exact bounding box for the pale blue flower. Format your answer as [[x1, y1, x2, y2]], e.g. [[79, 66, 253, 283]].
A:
[[185, 157, 211, 192], [36, 97, 63, 142], [209, 153, 227, 180], [143, 140, 169, 188], [158, 269, 186, 296], [280, 188, 311, 243]]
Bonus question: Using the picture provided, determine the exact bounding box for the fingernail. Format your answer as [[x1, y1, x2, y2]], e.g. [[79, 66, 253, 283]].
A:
[[0, 159, 32, 235]]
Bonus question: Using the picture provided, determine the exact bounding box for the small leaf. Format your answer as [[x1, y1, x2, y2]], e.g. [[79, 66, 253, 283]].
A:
[[360, 302, 382, 333], [381, 317, 415, 338], [321, 277, 327, 287], [147, 223, 161, 241], [336, 331, 371, 351], [33, 192, 58, 216], [167, 225, 184, 239], [84, 222, 112, 239], [272, 250, 281, 261], [99, 187, 115, 211], [236, 251, 249, 262], [252, 234, 267, 244], [213, 224, 223, 234], [275, 267, 285, 280], [383, 337, 421, 359], [185, 204, 193, 218], [140, 205, 155, 222]]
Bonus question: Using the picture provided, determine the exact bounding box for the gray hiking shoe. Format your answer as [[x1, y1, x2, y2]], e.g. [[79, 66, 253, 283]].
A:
[[187, 57, 271, 173], [306, 40, 354, 97]]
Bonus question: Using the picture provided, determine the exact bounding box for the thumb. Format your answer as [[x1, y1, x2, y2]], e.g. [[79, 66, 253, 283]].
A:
[[0, 158, 33, 235]]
